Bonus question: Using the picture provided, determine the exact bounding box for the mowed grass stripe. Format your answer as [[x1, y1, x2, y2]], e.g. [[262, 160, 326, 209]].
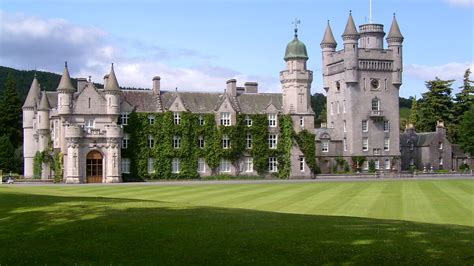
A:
[[334, 182, 385, 217], [270, 183, 335, 213], [434, 181, 474, 212], [365, 182, 403, 220], [301, 183, 360, 214], [427, 182, 473, 225]]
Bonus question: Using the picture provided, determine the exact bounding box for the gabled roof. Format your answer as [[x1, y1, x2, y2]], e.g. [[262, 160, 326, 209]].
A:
[[238, 93, 282, 114], [416, 132, 437, 147], [23, 75, 40, 108]]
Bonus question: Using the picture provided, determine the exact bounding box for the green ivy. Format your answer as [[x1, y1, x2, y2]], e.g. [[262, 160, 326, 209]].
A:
[[33, 151, 43, 179], [53, 152, 63, 183], [294, 128, 319, 175]]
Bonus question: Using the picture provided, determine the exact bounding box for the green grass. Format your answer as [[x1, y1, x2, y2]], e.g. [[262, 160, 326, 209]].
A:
[[0, 179, 473, 265]]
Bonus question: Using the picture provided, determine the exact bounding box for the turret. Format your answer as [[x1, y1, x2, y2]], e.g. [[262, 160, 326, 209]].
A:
[[104, 63, 121, 115], [320, 21, 337, 90], [37, 91, 50, 131], [386, 14, 404, 87], [359, 23, 385, 49], [22, 75, 40, 178], [57, 62, 75, 115], [342, 11, 360, 84]]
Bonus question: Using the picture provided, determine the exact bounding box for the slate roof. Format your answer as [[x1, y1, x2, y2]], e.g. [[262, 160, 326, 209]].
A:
[[387, 15, 404, 40], [416, 132, 437, 147]]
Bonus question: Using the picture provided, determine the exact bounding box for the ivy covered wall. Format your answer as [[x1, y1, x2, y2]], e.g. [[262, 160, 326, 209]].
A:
[[122, 111, 317, 180]]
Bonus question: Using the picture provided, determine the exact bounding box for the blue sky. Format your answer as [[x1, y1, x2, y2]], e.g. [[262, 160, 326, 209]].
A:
[[0, 0, 472, 97]]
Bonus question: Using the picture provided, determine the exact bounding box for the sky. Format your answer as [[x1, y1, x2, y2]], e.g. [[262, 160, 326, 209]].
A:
[[0, 0, 473, 98]]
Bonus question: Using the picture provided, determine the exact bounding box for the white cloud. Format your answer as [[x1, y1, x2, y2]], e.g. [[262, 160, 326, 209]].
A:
[[0, 10, 278, 92], [405, 62, 474, 81], [445, 0, 474, 7]]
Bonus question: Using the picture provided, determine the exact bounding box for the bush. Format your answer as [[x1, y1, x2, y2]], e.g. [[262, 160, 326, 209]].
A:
[[459, 163, 470, 172], [368, 160, 376, 173]]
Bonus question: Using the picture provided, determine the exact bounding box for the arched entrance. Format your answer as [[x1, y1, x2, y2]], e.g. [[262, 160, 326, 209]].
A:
[[86, 151, 103, 183]]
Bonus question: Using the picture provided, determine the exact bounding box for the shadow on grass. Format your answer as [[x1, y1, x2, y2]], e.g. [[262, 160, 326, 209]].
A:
[[0, 191, 472, 265]]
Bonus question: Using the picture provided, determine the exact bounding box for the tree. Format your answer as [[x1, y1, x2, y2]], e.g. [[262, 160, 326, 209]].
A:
[[457, 104, 474, 155], [311, 93, 327, 126], [451, 69, 474, 142], [0, 72, 22, 148], [408, 96, 420, 127], [0, 134, 15, 172], [418, 78, 454, 132]]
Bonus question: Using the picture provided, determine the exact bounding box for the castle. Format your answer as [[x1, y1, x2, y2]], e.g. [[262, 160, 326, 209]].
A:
[[21, 13, 469, 183]]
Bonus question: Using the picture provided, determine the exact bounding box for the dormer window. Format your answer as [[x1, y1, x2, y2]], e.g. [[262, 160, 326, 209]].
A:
[[120, 112, 129, 125], [268, 113, 277, 127], [173, 112, 181, 125], [220, 112, 231, 126], [245, 115, 252, 126], [198, 115, 205, 125], [148, 115, 155, 125]]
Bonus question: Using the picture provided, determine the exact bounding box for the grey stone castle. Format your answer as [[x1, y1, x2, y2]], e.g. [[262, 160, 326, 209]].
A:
[[21, 13, 471, 183]]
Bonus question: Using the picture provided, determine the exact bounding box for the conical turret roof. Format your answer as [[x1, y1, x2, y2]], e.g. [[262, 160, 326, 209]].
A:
[[38, 91, 50, 111], [342, 11, 359, 38], [105, 63, 120, 91], [23, 74, 40, 108], [320, 21, 337, 46], [387, 15, 404, 40], [57, 62, 75, 91]]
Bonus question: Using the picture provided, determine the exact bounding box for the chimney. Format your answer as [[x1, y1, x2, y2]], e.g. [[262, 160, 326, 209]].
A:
[[436, 121, 446, 135], [226, 79, 237, 97], [103, 74, 109, 89], [244, 82, 258, 93], [236, 87, 245, 95], [77, 78, 87, 91], [405, 123, 415, 134], [153, 76, 161, 94]]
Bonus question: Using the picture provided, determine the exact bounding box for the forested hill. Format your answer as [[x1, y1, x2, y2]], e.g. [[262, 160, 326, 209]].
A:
[[0, 65, 413, 109]]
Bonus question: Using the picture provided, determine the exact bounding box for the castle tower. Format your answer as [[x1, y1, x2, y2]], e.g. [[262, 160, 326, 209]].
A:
[[322, 12, 403, 171], [104, 63, 121, 117], [320, 21, 337, 91], [57, 62, 75, 115], [22, 75, 40, 178], [280, 25, 314, 132], [37, 91, 51, 179]]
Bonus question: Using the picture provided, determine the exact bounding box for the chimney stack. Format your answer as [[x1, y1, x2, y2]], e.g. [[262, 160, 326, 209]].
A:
[[103, 74, 109, 89], [226, 79, 237, 97], [153, 76, 161, 94], [244, 82, 258, 93], [77, 78, 87, 91]]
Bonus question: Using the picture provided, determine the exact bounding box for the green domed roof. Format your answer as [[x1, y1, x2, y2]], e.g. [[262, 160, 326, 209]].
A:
[[284, 36, 309, 61]]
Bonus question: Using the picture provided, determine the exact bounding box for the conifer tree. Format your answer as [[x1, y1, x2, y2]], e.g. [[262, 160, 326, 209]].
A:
[[450, 69, 474, 142], [418, 78, 454, 132], [408, 96, 420, 127], [0, 72, 22, 148], [458, 104, 474, 155], [0, 134, 15, 172]]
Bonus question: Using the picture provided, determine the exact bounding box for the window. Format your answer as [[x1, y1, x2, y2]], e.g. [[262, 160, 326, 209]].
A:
[[122, 134, 129, 149], [343, 120, 347, 132], [362, 138, 369, 151], [299, 157, 305, 172], [120, 112, 129, 125], [148, 115, 155, 125], [173, 112, 181, 125], [269, 157, 278, 172], [343, 100, 346, 113], [384, 138, 390, 151], [439, 157, 443, 166], [362, 120, 368, 132], [198, 115, 205, 125], [374, 160, 380, 170], [148, 135, 154, 148], [244, 157, 253, 172], [363, 161, 369, 170], [268, 134, 278, 149], [343, 138, 348, 151], [410, 158, 415, 166], [246, 134, 252, 149], [373, 148, 381, 155], [372, 98, 380, 111], [300, 116, 304, 127], [173, 136, 181, 149], [322, 140, 329, 153], [121, 158, 130, 174], [438, 142, 443, 150], [330, 122, 334, 129], [268, 113, 277, 127], [172, 158, 180, 173], [219, 159, 231, 173], [198, 136, 205, 149], [336, 101, 340, 114], [222, 134, 230, 149], [220, 112, 231, 126], [384, 159, 391, 170], [330, 102, 334, 115], [147, 158, 154, 174], [85, 119, 94, 133], [88, 97, 91, 108], [245, 115, 252, 126], [384, 121, 390, 132], [198, 158, 206, 173]]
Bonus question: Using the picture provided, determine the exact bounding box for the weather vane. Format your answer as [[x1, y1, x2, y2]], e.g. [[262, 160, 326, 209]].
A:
[[292, 18, 300, 37]]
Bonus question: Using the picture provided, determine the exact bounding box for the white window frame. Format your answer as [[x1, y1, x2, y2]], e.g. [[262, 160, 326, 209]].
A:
[[343, 100, 346, 113], [121, 158, 130, 174], [244, 157, 253, 173], [246, 134, 252, 149], [269, 157, 278, 172], [384, 121, 390, 132], [173, 112, 181, 125], [343, 138, 348, 151], [363, 161, 369, 170], [198, 158, 206, 173], [362, 120, 368, 132], [268, 134, 278, 149], [322, 140, 329, 153], [120, 112, 129, 125], [198, 115, 205, 126], [362, 138, 369, 151], [122, 134, 129, 149], [372, 98, 380, 111], [173, 136, 181, 149], [299, 157, 305, 172], [148, 115, 155, 125], [198, 136, 205, 149], [337, 101, 340, 114], [220, 112, 231, 126], [148, 135, 154, 149], [147, 158, 155, 174], [268, 113, 277, 127], [219, 159, 231, 173], [300, 116, 304, 127], [172, 158, 180, 173], [384, 138, 390, 151], [222, 134, 230, 149], [343, 120, 347, 132], [384, 159, 391, 170], [85, 119, 94, 133], [438, 142, 443, 150], [375, 160, 380, 170], [245, 115, 252, 126], [439, 157, 444, 166]]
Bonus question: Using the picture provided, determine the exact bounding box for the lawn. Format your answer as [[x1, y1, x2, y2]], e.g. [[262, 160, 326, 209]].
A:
[[0, 179, 472, 265]]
